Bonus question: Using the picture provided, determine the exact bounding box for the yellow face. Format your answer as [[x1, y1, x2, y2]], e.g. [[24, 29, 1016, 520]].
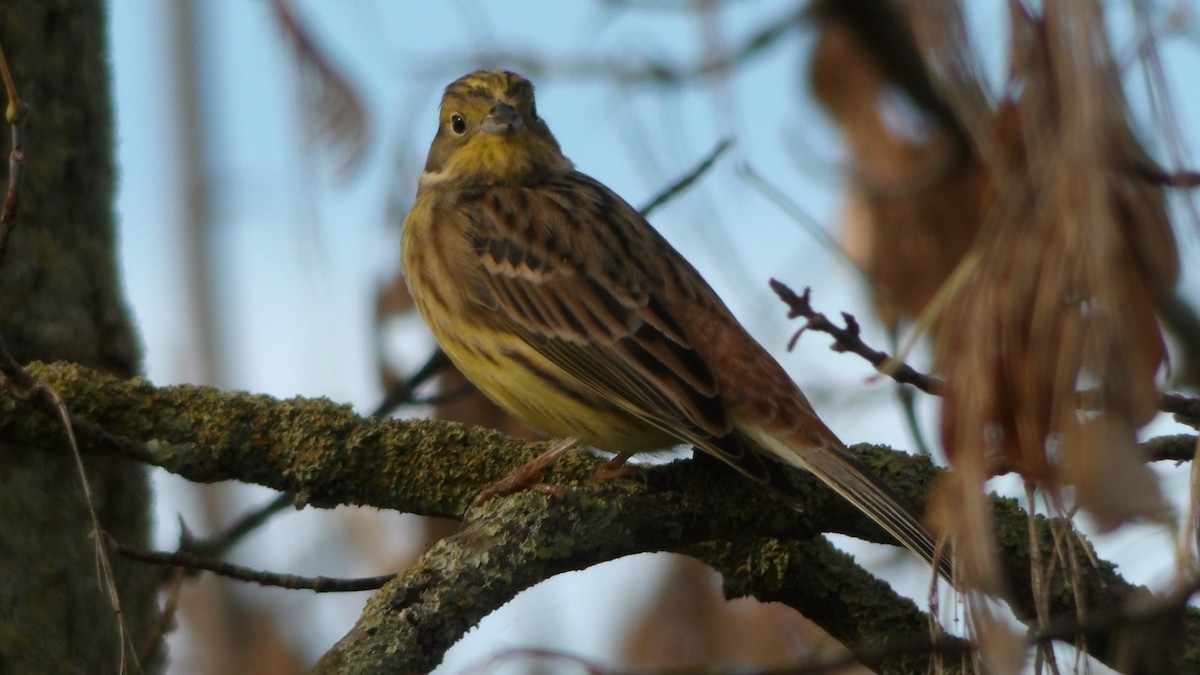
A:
[[421, 71, 572, 186]]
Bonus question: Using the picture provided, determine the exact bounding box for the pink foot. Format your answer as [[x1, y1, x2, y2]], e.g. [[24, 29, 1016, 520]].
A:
[[587, 451, 636, 482], [470, 437, 579, 508]]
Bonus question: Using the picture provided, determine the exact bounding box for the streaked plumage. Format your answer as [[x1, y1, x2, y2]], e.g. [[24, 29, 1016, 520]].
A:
[[403, 71, 950, 579]]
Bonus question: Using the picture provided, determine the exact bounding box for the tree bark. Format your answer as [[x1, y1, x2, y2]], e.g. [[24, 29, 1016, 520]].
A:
[[0, 2, 157, 672], [2, 362, 1194, 673]]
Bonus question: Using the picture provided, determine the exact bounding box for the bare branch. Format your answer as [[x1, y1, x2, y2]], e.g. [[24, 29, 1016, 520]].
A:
[[637, 137, 733, 217], [105, 531, 395, 593], [769, 280, 942, 394], [1143, 434, 1198, 463], [1163, 392, 1200, 429], [0, 39, 28, 268], [769, 280, 1200, 428], [181, 492, 296, 559]]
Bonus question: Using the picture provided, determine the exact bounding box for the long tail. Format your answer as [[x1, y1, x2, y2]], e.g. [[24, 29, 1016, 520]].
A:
[[747, 428, 953, 581]]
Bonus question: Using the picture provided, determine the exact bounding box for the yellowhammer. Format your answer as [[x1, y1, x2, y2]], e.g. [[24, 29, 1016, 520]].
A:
[[403, 70, 949, 578]]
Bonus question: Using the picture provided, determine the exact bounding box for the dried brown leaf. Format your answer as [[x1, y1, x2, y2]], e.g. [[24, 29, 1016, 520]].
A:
[[270, 0, 369, 181], [932, 2, 1175, 528], [810, 0, 987, 326]]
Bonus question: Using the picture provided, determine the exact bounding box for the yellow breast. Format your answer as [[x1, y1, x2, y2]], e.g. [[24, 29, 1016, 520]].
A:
[[401, 195, 675, 452]]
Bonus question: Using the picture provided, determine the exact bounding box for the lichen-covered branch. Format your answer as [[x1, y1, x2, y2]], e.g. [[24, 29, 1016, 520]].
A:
[[0, 361, 932, 541], [1, 361, 1195, 672], [692, 536, 968, 673]]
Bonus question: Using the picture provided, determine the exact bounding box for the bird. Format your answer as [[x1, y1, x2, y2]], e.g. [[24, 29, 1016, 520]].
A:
[[401, 70, 950, 579]]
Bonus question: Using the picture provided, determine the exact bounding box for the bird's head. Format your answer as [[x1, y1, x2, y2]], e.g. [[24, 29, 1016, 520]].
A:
[[421, 71, 572, 188]]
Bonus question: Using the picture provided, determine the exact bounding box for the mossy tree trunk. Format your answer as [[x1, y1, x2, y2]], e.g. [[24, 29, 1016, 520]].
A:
[[0, 2, 158, 672]]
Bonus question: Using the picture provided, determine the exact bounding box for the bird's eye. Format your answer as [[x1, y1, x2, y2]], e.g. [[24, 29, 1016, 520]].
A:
[[450, 114, 466, 135]]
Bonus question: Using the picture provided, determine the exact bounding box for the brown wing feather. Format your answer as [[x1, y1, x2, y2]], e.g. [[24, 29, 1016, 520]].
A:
[[461, 172, 777, 480]]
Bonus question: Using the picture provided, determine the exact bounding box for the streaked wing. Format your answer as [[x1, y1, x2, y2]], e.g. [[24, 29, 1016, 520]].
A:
[[461, 172, 770, 479]]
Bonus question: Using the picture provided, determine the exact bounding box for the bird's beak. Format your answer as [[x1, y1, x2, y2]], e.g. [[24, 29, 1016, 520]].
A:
[[481, 102, 524, 135]]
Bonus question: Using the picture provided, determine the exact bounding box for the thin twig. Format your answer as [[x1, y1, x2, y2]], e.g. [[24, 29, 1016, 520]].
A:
[[1132, 161, 1200, 188], [637, 137, 733, 217], [466, 648, 611, 675], [370, 348, 453, 418], [409, 385, 475, 407], [769, 280, 943, 394], [104, 531, 396, 593], [1028, 574, 1200, 646], [895, 380, 933, 456], [741, 163, 883, 297], [182, 492, 296, 559], [769, 279, 1200, 428], [436, 5, 804, 86], [138, 568, 185, 665], [0, 41, 29, 270]]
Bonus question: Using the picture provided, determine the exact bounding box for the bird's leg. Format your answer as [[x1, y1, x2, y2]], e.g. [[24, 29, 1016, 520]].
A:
[[470, 436, 580, 508], [587, 451, 635, 482]]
